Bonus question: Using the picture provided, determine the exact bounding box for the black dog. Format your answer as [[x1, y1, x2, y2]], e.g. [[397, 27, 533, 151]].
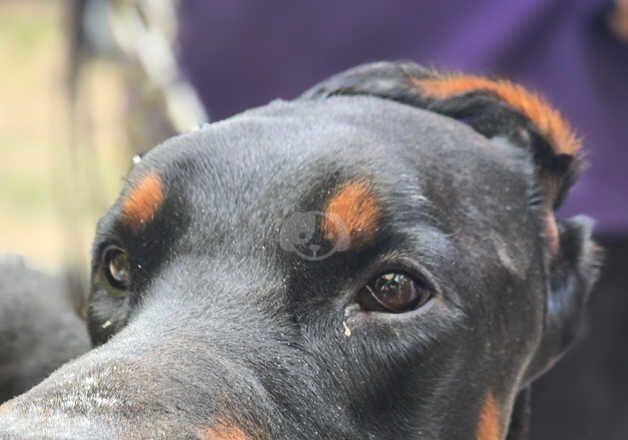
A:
[[0, 256, 90, 403], [0, 62, 600, 439]]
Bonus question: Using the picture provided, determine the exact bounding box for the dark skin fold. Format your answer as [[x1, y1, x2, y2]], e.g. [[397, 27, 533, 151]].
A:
[[0, 62, 600, 439]]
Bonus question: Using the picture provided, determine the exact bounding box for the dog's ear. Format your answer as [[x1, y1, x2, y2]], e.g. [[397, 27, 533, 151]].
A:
[[302, 61, 581, 220], [303, 61, 602, 381], [523, 216, 602, 383]]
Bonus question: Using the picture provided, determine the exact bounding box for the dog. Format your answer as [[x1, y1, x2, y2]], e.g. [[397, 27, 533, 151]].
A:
[[0, 62, 600, 439], [0, 256, 90, 403]]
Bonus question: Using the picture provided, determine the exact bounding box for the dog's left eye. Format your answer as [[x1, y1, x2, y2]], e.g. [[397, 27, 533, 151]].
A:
[[357, 273, 431, 313], [101, 245, 131, 291]]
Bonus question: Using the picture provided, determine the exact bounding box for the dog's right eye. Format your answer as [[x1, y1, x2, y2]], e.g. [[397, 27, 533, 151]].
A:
[[101, 245, 131, 291], [356, 272, 431, 313]]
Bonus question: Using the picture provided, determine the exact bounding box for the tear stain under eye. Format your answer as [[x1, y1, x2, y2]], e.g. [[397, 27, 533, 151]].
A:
[[342, 320, 352, 337]]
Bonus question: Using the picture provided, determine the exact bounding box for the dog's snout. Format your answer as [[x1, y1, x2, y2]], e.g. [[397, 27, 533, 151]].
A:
[[0, 359, 137, 439], [0, 324, 254, 439], [0, 397, 116, 439], [0, 361, 186, 439]]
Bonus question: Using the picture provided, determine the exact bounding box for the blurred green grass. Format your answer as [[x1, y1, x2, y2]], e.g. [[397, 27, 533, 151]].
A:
[[0, 1, 129, 272]]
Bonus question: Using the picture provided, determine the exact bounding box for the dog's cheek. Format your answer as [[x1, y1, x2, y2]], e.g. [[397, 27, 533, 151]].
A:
[[476, 392, 502, 440], [86, 290, 131, 346]]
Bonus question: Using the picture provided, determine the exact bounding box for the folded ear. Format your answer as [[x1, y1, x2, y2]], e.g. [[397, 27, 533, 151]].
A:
[[523, 216, 602, 383], [302, 61, 581, 232], [303, 61, 602, 381]]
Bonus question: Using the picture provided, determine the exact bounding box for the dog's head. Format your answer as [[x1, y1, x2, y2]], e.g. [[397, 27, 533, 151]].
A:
[[0, 62, 600, 439]]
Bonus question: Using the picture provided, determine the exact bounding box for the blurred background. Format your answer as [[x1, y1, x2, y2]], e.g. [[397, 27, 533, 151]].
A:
[[0, 0, 626, 438], [0, 0, 126, 271]]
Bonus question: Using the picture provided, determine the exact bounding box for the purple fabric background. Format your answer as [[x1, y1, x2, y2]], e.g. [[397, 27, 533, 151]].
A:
[[177, 0, 628, 232]]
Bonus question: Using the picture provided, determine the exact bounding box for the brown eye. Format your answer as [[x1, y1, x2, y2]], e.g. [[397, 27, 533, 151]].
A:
[[102, 246, 131, 290], [357, 273, 431, 313]]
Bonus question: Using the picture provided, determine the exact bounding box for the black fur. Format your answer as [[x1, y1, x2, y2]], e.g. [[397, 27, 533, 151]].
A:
[[0, 62, 600, 439], [0, 256, 90, 403]]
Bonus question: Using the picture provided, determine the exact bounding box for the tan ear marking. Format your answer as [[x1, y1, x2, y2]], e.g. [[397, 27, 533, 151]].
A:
[[412, 76, 581, 156], [477, 392, 501, 440], [322, 180, 381, 248], [120, 172, 164, 230]]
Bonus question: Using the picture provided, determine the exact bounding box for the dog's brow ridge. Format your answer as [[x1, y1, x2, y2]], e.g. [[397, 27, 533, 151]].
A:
[[322, 179, 381, 248], [121, 172, 164, 230]]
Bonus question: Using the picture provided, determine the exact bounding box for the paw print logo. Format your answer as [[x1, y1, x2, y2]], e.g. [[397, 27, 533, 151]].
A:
[[279, 211, 350, 261]]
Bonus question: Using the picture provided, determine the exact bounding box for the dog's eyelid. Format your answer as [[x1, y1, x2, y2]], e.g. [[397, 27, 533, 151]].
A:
[[356, 272, 433, 313], [93, 238, 124, 261], [367, 254, 440, 290], [100, 245, 132, 291], [345, 254, 441, 302]]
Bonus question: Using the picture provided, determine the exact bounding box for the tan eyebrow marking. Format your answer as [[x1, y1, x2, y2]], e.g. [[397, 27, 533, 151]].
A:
[[120, 172, 164, 230], [199, 422, 249, 440], [412, 75, 581, 156], [322, 180, 381, 248], [477, 392, 501, 440]]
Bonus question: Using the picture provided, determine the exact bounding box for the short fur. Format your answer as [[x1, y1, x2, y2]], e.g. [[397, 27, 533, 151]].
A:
[[0, 62, 600, 439], [0, 256, 90, 403]]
